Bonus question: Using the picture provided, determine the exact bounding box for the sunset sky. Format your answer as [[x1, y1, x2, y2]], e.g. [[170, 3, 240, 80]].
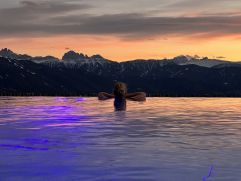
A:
[[1, 0, 241, 61]]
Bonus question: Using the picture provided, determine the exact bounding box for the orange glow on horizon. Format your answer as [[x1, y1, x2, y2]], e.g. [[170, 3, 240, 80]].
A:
[[1, 35, 241, 62]]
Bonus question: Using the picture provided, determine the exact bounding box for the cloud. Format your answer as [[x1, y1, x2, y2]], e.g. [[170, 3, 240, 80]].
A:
[[0, 0, 241, 40], [0, 0, 91, 22], [166, 0, 241, 9], [216, 56, 226, 59]]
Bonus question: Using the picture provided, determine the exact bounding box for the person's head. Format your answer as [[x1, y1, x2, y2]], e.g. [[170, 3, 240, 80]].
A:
[[114, 82, 127, 99]]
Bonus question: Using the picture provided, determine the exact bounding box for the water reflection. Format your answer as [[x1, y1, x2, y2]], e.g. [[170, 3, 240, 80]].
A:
[[0, 97, 241, 180], [114, 98, 126, 111]]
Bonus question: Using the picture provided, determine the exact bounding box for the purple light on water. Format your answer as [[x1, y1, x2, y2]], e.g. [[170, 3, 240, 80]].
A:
[[54, 97, 86, 102], [0, 144, 48, 151], [203, 165, 214, 181], [45, 105, 74, 114], [24, 138, 49, 144], [75, 97, 85, 102], [55, 97, 69, 102]]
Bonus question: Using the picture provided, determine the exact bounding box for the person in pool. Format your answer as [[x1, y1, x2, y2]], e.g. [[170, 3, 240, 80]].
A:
[[98, 82, 146, 110]]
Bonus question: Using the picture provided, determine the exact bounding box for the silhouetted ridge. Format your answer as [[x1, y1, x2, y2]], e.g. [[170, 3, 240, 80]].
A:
[[1, 53, 241, 97], [62, 51, 87, 61]]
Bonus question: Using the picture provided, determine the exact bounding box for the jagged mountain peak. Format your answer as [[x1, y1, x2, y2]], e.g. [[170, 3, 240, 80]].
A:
[[62, 50, 111, 66], [0, 48, 32, 60], [0, 48, 60, 64], [0, 48, 237, 68], [91, 54, 104, 59], [171, 55, 229, 67], [62, 50, 108, 62], [0, 48, 14, 55], [0, 48, 19, 58], [173, 55, 200, 61], [62, 50, 87, 61], [172, 55, 192, 64]]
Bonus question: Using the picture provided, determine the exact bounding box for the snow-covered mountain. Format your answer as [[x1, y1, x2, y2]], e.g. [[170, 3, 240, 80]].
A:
[[170, 55, 229, 68], [31, 56, 60, 64], [0, 48, 240, 69], [62, 51, 87, 62], [0, 48, 32, 60], [2, 49, 241, 97], [62, 50, 113, 66], [0, 48, 115, 68], [0, 48, 60, 64]]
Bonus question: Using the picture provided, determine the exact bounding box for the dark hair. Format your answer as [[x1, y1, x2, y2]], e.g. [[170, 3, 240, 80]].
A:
[[114, 82, 127, 99]]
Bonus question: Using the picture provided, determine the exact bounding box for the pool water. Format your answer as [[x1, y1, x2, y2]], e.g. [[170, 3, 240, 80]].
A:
[[0, 97, 241, 181]]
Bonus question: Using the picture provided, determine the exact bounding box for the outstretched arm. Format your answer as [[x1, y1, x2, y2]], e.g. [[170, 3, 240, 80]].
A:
[[126, 92, 146, 102], [98, 92, 114, 100]]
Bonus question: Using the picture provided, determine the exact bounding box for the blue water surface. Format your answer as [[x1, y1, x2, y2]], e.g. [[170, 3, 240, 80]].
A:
[[0, 97, 241, 181]]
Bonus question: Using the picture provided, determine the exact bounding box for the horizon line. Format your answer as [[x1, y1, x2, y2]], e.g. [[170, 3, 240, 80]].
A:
[[0, 47, 236, 63]]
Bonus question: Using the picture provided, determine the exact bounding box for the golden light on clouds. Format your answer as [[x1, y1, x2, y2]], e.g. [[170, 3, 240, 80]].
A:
[[1, 34, 241, 61], [1, 0, 241, 61]]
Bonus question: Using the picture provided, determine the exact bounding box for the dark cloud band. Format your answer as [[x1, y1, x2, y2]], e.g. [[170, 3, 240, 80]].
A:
[[0, 0, 241, 39]]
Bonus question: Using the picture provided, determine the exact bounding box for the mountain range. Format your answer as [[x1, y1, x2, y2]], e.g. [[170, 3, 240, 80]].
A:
[[1, 48, 241, 97]]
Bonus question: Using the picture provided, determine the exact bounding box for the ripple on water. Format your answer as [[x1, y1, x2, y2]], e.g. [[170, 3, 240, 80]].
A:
[[0, 97, 241, 180]]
